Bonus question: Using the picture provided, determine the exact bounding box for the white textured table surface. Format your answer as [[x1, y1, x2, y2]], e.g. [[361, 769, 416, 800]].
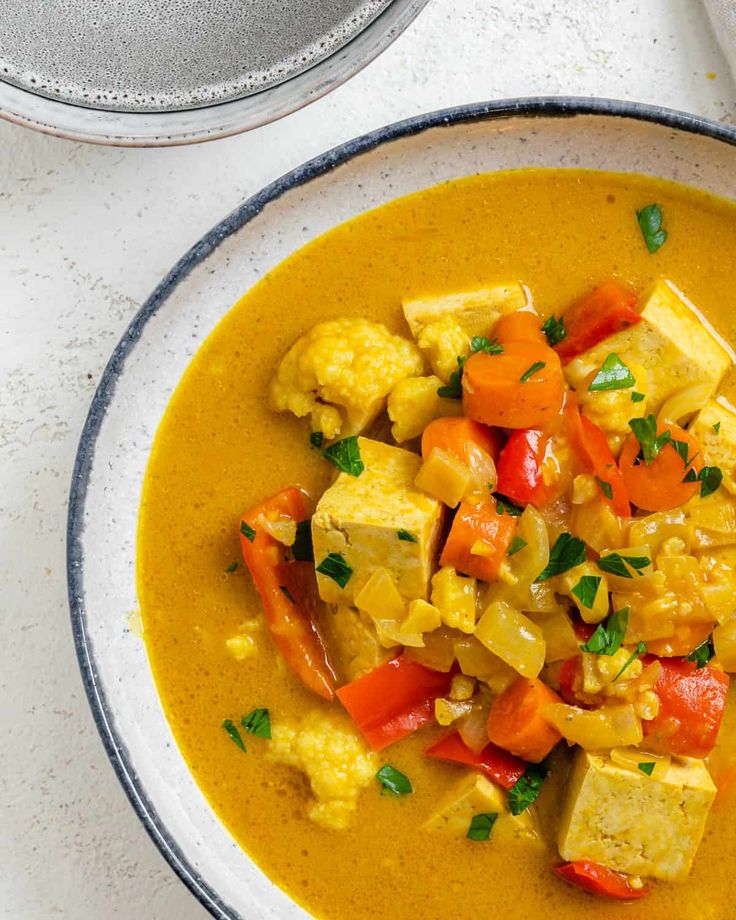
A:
[[1, 1, 734, 918]]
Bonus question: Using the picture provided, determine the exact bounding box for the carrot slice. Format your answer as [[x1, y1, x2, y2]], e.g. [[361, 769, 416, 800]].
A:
[[618, 423, 701, 512], [555, 281, 640, 364], [421, 416, 501, 465], [240, 488, 336, 701], [440, 496, 517, 581], [554, 861, 649, 900], [487, 677, 563, 762], [566, 400, 631, 516], [494, 311, 545, 345], [462, 342, 565, 430]]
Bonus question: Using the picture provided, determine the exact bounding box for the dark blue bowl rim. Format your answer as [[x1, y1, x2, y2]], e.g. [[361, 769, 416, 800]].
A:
[[66, 96, 736, 920]]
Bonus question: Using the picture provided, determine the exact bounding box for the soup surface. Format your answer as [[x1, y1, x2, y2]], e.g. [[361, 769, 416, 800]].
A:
[[138, 168, 736, 920]]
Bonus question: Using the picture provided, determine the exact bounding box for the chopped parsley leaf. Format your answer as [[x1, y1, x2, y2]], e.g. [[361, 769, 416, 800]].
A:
[[508, 762, 547, 815], [698, 466, 723, 498], [507, 536, 528, 557], [279, 585, 294, 603], [542, 315, 567, 347], [597, 551, 651, 579], [397, 529, 418, 543], [223, 719, 246, 752], [631, 391, 645, 403], [310, 431, 324, 449], [714, 421, 722, 434], [636, 203, 668, 253], [316, 552, 353, 588], [466, 812, 499, 841], [376, 764, 412, 796], [629, 414, 672, 465], [588, 353, 635, 392], [520, 360, 546, 384], [292, 519, 314, 562], [226, 561, 238, 573], [671, 439, 691, 465], [323, 436, 365, 476], [612, 641, 648, 681], [494, 494, 524, 517], [470, 336, 504, 356], [638, 762, 656, 777], [571, 575, 601, 609], [687, 639, 715, 669], [437, 356, 466, 399], [242, 708, 271, 739], [240, 521, 256, 542], [595, 477, 613, 500], [535, 533, 587, 582], [580, 607, 629, 656]]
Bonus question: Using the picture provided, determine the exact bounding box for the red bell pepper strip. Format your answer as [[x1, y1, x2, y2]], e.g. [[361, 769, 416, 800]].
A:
[[337, 655, 452, 751], [425, 731, 526, 790], [643, 657, 729, 758], [566, 400, 631, 517], [495, 429, 551, 507], [240, 487, 336, 701], [554, 281, 641, 364], [554, 861, 649, 900]]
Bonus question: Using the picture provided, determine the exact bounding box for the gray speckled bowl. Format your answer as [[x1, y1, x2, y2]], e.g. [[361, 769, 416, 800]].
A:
[[68, 99, 736, 919]]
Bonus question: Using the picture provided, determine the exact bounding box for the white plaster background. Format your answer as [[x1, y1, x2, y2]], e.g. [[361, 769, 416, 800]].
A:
[[1, 1, 734, 917]]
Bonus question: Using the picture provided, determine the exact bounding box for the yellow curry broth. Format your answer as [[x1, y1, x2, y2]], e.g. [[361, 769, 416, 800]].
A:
[[138, 169, 736, 919]]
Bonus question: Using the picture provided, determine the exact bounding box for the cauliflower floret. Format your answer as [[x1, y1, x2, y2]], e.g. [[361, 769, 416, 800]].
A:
[[387, 375, 463, 442], [577, 360, 650, 454], [267, 708, 377, 830], [417, 316, 470, 382], [270, 318, 424, 440], [225, 619, 262, 660]]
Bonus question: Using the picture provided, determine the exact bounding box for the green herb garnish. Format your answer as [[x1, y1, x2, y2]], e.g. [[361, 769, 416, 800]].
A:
[[376, 764, 413, 796], [226, 561, 238, 573], [508, 763, 547, 815], [612, 641, 647, 681], [324, 436, 364, 476], [310, 431, 324, 449], [597, 551, 651, 579], [240, 521, 256, 543], [542, 315, 567, 347], [507, 536, 528, 556], [629, 414, 672, 465], [637, 203, 668, 253], [535, 533, 587, 581], [571, 575, 601, 609], [697, 466, 723, 498], [279, 585, 294, 603], [580, 607, 629, 656], [595, 477, 613, 500], [631, 391, 645, 403], [466, 812, 498, 841], [292, 519, 314, 562], [437, 356, 466, 399], [397, 529, 418, 543], [494, 494, 524, 517], [520, 361, 546, 384], [223, 719, 246, 752], [714, 422, 722, 434], [470, 336, 504, 356], [638, 762, 656, 776], [671, 439, 691, 465], [687, 639, 715, 669], [242, 708, 271, 739], [316, 552, 353, 588], [588, 353, 635, 392]]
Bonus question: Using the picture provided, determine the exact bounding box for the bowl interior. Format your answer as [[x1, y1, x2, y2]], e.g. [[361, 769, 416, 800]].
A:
[[69, 102, 736, 920]]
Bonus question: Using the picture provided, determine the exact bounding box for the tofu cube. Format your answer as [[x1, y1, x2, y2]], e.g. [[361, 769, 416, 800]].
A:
[[402, 282, 529, 339], [423, 772, 543, 846], [565, 280, 732, 415], [689, 398, 736, 494], [558, 749, 716, 881], [312, 438, 445, 605]]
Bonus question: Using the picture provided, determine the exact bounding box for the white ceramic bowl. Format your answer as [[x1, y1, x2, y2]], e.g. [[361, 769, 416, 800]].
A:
[[68, 98, 736, 919], [0, 0, 428, 146]]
